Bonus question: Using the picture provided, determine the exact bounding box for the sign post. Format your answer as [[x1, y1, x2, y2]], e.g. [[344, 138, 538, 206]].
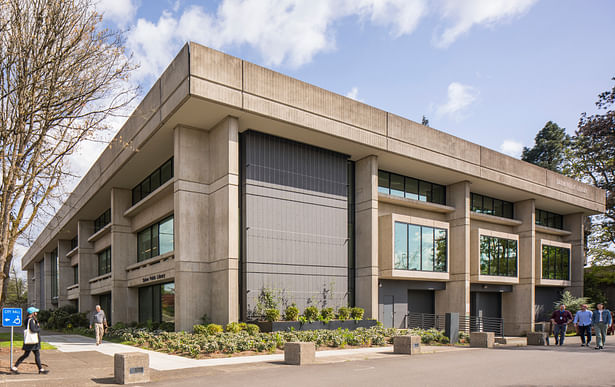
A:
[[2, 308, 23, 368]]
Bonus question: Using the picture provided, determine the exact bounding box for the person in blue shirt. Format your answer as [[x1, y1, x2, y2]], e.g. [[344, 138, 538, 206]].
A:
[[592, 303, 613, 350], [573, 304, 593, 347]]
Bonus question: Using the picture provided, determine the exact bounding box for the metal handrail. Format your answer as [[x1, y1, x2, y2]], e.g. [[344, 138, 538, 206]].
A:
[[405, 312, 504, 337]]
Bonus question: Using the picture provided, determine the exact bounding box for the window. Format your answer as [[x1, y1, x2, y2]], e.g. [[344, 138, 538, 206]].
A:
[[50, 249, 58, 300], [536, 209, 563, 230], [542, 245, 570, 280], [70, 235, 78, 250], [99, 293, 112, 325], [94, 209, 111, 233], [138, 216, 174, 262], [98, 248, 111, 275], [479, 235, 517, 277], [470, 193, 514, 219], [73, 265, 79, 285], [394, 221, 447, 272], [378, 170, 446, 205], [139, 282, 175, 323], [132, 158, 174, 205]]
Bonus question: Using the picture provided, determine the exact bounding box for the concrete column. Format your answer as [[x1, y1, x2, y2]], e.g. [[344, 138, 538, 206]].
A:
[[208, 117, 240, 325], [438, 181, 470, 315], [111, 188, 136, 324], [31, 266, 40, 308], [43, 252, 53, 309], [504, 199, 536, 335], [174, 125, 211, 331], [78, 220, 97, 314], [354, 155, 378, 319], [563, 213, 585, 297], [57, 240, 73, 307]]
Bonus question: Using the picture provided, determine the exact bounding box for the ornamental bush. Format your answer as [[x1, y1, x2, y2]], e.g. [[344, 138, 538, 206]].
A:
[[264, 308, 280, 322], [320, 307, 335, 321], [193, 324, 208, 335], [350, 307, 365, 320], [337, 307, 350, 320], [245, 323, 260, 335], [284, 304, 300, 321], [206, 323, 223, 335], [226, 322, 242, 333], [303, 306, 319, 321]]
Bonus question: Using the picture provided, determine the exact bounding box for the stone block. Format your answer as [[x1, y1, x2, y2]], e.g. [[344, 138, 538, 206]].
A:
[[114, 352, 149, 384], [527, 332, 547, 346], [393, 335, 421, 355], [284, 342, 315, 365], [470, 332, 495, 348]]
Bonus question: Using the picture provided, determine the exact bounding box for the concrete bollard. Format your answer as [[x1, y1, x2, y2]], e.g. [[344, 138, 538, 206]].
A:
[[470, 332, 495, 348], [284, 342, 315, 365], [526, 332, 547, 346], [114, 352, 149, 385], [393, 335, 421, 355]]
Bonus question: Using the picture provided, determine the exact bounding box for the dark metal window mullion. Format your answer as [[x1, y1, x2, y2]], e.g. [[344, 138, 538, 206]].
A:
[[406, 223, 410, 270]]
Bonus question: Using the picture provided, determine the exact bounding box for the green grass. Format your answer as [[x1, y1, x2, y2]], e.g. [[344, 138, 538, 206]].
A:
[[0, 332, 56, 350]]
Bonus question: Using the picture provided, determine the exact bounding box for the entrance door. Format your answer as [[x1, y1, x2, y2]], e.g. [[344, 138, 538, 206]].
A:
[[407, 290, 435, 329], [471, 292, 501, 318], [383, 295, 394, 328]]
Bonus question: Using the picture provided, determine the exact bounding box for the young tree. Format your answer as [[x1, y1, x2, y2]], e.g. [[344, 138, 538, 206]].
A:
[[0, 0, 136, 304], [521, 121, 570, 172], [567, 78, 615, 265]]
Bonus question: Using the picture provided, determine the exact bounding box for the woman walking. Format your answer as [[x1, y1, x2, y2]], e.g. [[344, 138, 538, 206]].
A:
[[10, 307, 49, 374]]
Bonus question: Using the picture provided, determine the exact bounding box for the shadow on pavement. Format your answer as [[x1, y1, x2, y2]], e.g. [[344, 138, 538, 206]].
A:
[[92, 377, 117, 384]]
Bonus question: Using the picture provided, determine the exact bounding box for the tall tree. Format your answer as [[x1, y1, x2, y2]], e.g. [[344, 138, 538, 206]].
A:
[[567, 78, 615, 265], [521, 121, 570, 172], [0, 0, 136, 304]]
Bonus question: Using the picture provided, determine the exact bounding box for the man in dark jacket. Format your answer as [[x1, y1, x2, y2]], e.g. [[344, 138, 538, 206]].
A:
[[11, 307, 49, 374], [550, 304, 573, 346]]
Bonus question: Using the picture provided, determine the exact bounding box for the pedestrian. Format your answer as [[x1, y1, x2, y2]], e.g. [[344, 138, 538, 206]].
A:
[[550, 304, 573, 346], [11, 307, 49, 374], [573, 304, 593, 347], [592, 303, 612, 350], [89, 304, 108, 346]]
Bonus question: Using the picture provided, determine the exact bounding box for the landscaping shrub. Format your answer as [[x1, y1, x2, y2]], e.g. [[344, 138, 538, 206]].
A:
[[284, 305, 299, 321], [245, 323, 260, 335], [206, 324, 223, 335], [320, 307, 335, 321], [226, 322, 242, 333], [350, 307, 364, 320], [303, 306, 319, 321], [193, 324, 208, 335], [337, 307, 350, 320], [264, 308, 280, 322], [38, 306, 89, 330]]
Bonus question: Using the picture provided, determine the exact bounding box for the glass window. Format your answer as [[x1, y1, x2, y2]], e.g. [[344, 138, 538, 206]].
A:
[[535, 209, 564, 230], [378, 171, 390, 194], [421, 227, 434, 271], [394, 222, 408, 269], [418, 181, 431, 202], [73, 265, 79, 285], [548, 246, 556, 279], [50, 249, 58, 299], [94, 209, 111, 233], [161, 283, 175, 323], [432, 184, 446, 205], [479, 235, 517, 277], [394, 222, 446, 272], [542, 245, 549, 279], [98, 248, 111, 275], [139, 282, 175, 324], [138, 216, 174, 262], [408, 225, 421, 270], [390, 174, 404, 197], [405, 177, 418, 200], [133, 158, 174, 205], [470, 193, 514, 219]]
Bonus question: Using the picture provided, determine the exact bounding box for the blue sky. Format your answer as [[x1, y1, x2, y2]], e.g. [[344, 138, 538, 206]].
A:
[[92, 0, 615, 159]]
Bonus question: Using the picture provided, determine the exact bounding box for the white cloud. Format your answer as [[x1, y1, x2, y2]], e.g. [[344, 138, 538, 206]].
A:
[[346, 86, 362, 101], [436, 82, 478, 118], [499, 139, 524, 158], [96, 0, 138, 26], [434, 0, 537, 48]]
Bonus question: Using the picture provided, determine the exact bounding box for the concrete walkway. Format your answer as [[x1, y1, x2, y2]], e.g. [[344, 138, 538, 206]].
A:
[[43, 333, 473, 371]]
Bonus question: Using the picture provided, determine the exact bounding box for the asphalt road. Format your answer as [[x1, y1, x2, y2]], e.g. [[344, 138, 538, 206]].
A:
[[148, 341, 615, 387]]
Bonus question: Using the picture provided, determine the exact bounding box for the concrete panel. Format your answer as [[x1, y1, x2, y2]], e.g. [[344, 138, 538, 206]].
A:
[[160, 43, 189, 103], [189, 42, 242, 90], [131, 193, 174, 233], [78, 221, 97, 314], [190, 77, 242, 108], [243, 61, 387, 135], [563, 213, 585, 297], [57, 240, 73, 307], [388, 114, 481, 165]]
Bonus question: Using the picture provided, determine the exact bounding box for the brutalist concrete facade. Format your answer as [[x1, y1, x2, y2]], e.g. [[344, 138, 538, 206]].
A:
[[22, 43, 605, 334]]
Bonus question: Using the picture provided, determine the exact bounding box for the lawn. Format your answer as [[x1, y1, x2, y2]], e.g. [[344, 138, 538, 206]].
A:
[[0, 332, 56, 350]]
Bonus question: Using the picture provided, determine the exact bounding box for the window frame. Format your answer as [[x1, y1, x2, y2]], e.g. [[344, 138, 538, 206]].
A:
[[541, 243, 570, 281], [137, 215, 174, 262], [97, 247, 112, 276], [377, 170, 446, 205], [470, 193, 514, 219], [393, 221, 448, 273], [132, 158, 174, 205]]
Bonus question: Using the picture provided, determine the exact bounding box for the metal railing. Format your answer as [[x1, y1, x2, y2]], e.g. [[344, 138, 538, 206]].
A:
[[405, 312, 504, 337]]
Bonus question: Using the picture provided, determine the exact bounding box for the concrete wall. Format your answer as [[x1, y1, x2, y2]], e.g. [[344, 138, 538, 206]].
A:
[[77, 220, 97, 314], [241, 131, 349, 316]]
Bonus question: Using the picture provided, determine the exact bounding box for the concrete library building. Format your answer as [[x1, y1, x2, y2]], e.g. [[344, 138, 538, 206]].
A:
[[22, 43, 605, 335]]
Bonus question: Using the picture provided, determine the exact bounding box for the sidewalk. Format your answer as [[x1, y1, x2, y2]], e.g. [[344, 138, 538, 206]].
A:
[[0, 330, 476, 386]]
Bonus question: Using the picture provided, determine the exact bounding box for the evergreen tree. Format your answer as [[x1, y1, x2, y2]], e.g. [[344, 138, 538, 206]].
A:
[[522, 121, 570, 172]]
